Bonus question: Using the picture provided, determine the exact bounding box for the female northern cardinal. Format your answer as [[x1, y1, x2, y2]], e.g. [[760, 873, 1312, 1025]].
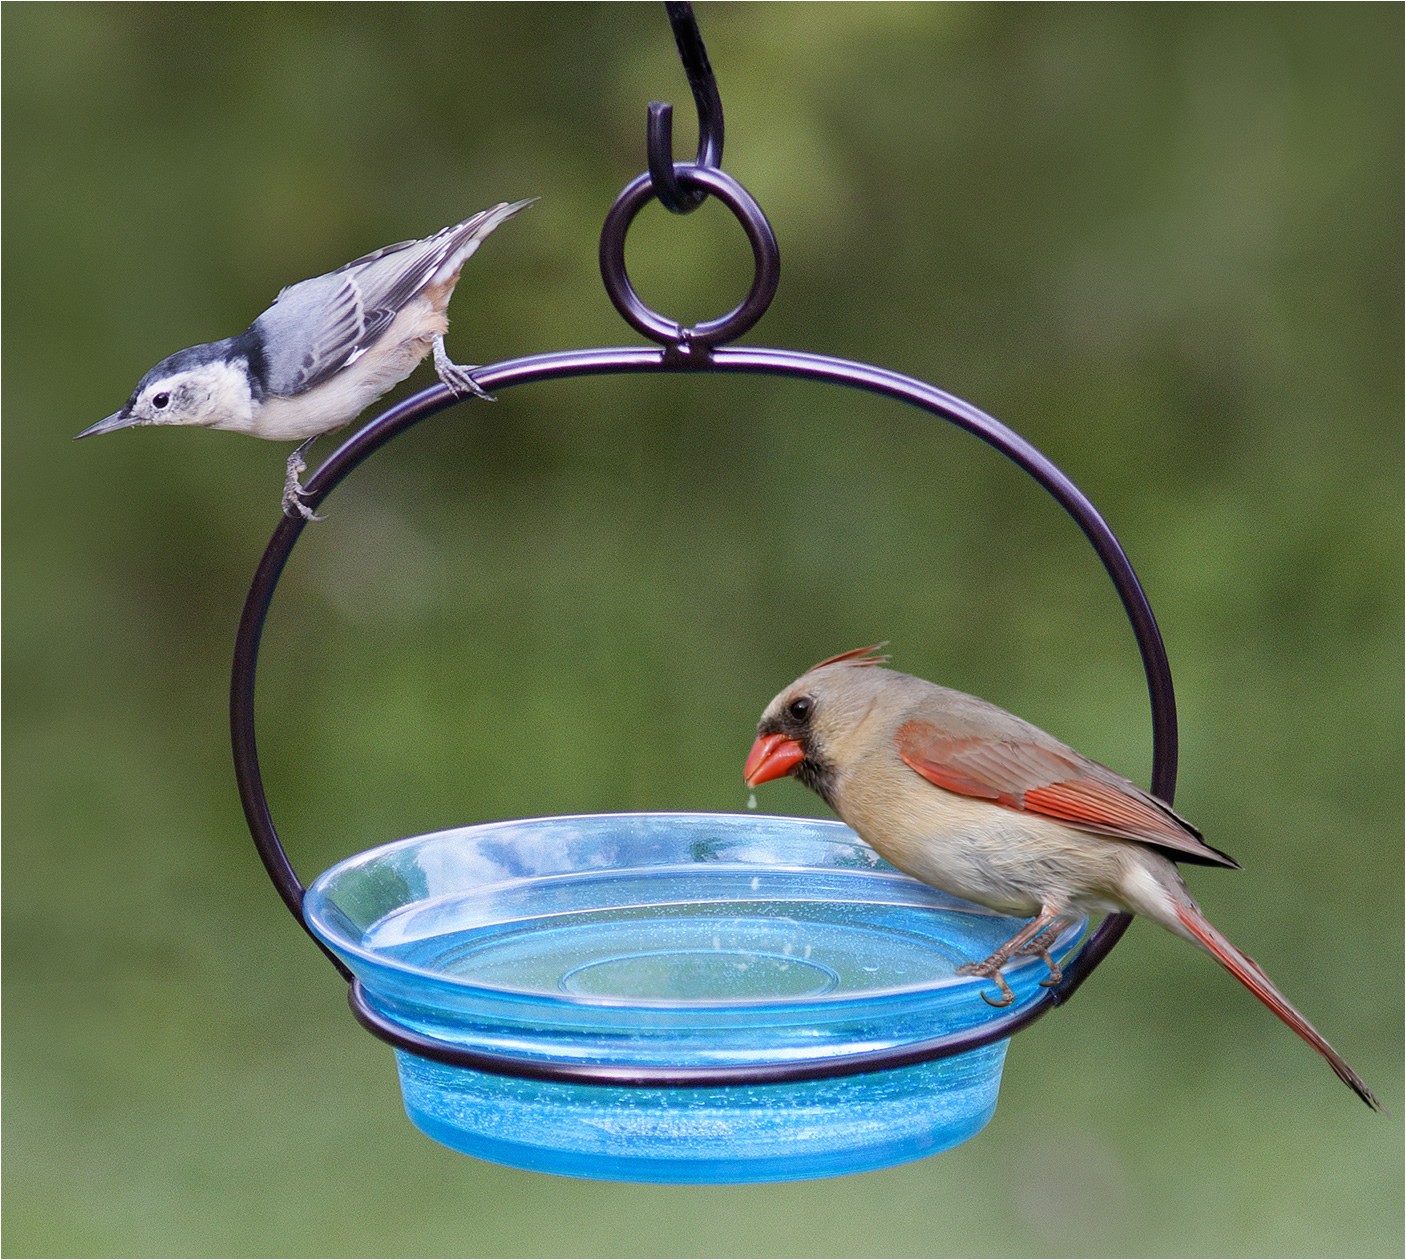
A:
[[744, 645, 1379, 1110]]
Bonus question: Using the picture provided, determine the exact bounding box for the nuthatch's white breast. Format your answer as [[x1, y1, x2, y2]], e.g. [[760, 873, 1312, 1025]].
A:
[[78, 199, 535, 518]]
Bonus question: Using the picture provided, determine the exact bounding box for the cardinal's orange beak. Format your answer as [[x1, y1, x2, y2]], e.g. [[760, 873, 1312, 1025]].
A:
[[744, 732, 805, 787]]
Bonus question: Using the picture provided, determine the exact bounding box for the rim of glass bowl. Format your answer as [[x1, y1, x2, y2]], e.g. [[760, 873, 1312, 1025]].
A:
[[301, 810, 1086, 1013]]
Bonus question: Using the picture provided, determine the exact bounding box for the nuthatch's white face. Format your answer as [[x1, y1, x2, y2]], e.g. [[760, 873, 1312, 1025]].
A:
[[78, 343, 256, 439]]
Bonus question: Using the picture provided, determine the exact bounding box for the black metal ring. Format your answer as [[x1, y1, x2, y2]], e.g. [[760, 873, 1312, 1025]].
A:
[[232, 342, 1176, 1081], [598, 167, 780, 351]]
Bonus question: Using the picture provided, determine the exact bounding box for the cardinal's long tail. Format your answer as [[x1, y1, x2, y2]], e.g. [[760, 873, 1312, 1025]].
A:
[[1173, 902, 1380, 1111]]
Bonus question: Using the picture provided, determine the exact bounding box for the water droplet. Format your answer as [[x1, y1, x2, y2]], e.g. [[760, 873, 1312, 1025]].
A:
[[746, 792, 758, 811]]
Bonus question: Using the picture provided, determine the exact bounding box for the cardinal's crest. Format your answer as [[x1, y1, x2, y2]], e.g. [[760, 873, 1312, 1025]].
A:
[[806, 643, 891, 672]]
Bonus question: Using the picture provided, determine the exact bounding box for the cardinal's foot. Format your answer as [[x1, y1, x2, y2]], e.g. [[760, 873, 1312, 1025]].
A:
[[1011, 916, 1073, 988], [957, 958, 1015, 1008]]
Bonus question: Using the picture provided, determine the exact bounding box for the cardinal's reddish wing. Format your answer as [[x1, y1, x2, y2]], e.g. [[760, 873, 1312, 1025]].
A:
[[895, 719, 1236, 867]]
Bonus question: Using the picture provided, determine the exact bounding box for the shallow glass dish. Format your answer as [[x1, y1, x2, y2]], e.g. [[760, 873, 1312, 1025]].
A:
[[303, 812, 1082, 1183]]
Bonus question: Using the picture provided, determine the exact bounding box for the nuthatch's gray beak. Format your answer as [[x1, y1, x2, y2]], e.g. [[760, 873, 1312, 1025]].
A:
[[75, 410, 137, 439]]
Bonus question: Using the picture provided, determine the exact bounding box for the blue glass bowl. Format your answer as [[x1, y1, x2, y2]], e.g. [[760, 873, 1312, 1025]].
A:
[[303, 812, 1083, 1183]]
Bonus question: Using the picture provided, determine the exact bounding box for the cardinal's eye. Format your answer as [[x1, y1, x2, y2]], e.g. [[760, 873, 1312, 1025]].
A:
[[786, 696, 813, 724]]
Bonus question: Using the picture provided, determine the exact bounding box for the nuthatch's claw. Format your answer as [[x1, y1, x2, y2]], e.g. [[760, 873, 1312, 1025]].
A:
[[433, 334, 495, 401], [282, 492, 323, 523], [282, 442, 324, 522]]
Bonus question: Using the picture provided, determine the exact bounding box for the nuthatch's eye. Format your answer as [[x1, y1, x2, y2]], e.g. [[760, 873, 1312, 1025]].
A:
[[785, 696, 813, 724], [152, 392, 171, 410]]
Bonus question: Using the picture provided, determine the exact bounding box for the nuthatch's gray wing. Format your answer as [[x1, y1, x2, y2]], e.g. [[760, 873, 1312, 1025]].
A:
[[254, 199, 535, 398]]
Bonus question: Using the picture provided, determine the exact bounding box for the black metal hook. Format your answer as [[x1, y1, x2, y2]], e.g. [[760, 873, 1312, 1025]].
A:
[[647, 2, 725, 213]]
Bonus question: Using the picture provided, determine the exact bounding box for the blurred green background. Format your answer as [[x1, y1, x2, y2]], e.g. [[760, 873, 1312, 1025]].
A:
[[4, 3, 1401, 1256]]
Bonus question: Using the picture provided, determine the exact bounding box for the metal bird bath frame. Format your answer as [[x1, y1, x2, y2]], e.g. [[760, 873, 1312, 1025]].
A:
[[231, 3, 1177, 1093]]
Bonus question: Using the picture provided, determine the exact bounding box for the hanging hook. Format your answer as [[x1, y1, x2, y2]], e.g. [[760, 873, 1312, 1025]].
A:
[[647, 1, 725, 213]]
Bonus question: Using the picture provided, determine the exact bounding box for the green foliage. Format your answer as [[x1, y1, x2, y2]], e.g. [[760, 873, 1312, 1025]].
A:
[[5, 3, 1401, 1256]]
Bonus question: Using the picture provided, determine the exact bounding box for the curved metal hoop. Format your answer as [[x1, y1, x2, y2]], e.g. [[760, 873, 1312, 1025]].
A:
[[231, 342, 1178, 1082]]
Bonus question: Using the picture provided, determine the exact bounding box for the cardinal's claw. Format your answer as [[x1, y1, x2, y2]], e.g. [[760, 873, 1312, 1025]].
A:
[[979, 976, 1016, 1007], [1037, 951, 1064, 987], [957, 959, 1016, 1007]]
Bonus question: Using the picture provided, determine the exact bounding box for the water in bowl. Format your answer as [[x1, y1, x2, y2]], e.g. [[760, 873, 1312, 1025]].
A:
[[364, 867, 989, 1004]]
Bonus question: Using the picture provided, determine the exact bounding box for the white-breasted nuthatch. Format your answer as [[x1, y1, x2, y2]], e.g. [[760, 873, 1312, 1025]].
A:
[[78, 198, 535, 519]]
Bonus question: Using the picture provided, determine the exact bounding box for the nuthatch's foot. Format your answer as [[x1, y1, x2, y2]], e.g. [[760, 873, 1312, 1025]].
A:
[[282, 440, 323, 522], [433, 334, 495, 401]]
